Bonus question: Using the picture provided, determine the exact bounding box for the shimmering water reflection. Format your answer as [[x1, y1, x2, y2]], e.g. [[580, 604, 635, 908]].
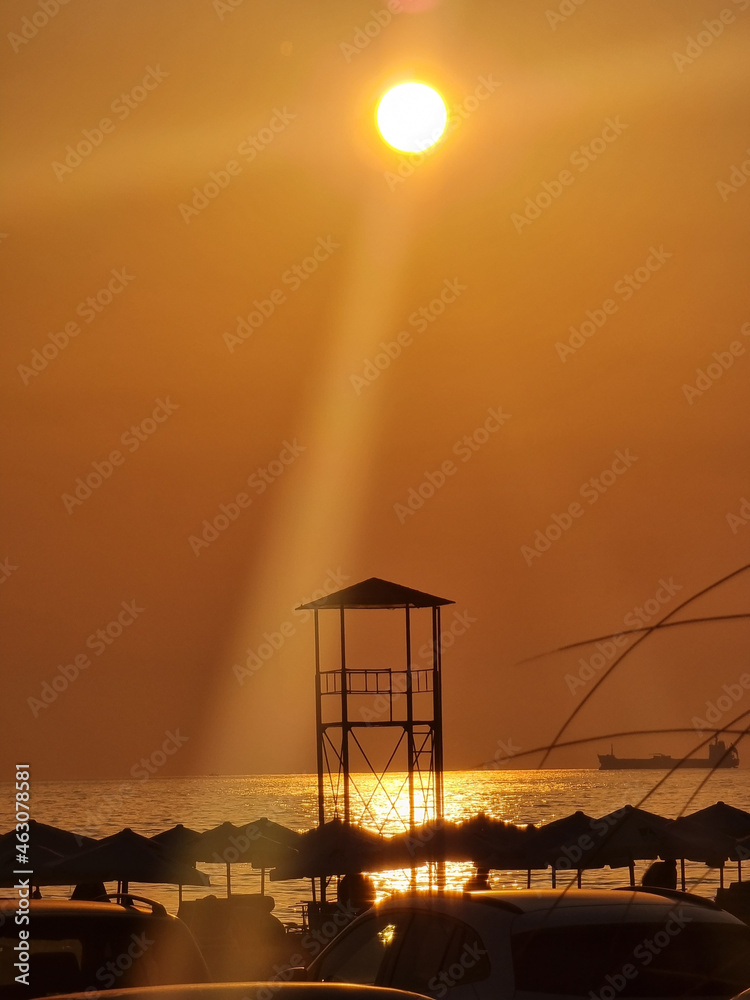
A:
[[3, 769, 748, 922]]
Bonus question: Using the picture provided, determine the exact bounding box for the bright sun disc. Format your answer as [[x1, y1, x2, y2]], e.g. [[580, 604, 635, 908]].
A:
[[376, 82, 448, 154]]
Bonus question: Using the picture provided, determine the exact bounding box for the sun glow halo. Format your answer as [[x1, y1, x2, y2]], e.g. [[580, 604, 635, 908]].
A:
[[376, 82, 448, 154]]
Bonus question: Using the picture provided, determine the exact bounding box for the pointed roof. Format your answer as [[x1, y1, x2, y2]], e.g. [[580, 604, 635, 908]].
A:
[[297, 577, 454, 610]]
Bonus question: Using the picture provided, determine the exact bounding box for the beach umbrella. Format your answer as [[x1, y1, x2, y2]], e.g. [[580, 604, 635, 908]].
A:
[[11, 820, 95, 855], [270, 819, 386, 880], [243, 817, 304, 850], [679, 802, 750, 840], [241, 819, 302, 895], [0, 839, 65, 887], [673, 802, 750, 885], [384, 821, 465, 868], [39, 827, 210, 891], [195, 820, 299, 895], [150, 825, 203, 901], [456, 817, 538, 873], [577, 806, 673, 886], [0, 822, 96, 890], [151, 824, 203, 861], [194, 822, 247, 896], [531, 811, 600, 886], [664, 820, 736, 864]]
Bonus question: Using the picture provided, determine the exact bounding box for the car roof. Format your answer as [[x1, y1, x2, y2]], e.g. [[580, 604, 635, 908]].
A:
[[375, 888, 737, 921], [50, 983, 431, 1000], [0, 898, 172, 920]]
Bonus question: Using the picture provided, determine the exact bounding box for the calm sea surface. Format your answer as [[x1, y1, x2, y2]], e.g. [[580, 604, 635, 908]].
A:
[[3, 769, 749, 922]]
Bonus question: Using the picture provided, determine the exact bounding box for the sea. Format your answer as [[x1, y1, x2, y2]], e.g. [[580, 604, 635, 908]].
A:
[[3, 769, 750, 923]]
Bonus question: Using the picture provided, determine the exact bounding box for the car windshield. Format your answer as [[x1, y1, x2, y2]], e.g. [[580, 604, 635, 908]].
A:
[[512, 920, 750, 997]]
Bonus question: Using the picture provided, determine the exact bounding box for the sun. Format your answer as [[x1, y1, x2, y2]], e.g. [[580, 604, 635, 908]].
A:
[[376, 82, 448, 154]]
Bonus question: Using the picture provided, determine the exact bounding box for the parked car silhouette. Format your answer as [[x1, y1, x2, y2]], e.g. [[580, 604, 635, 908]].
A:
[[0, 896, 208, 998], [304, 888, 750, 999], [39, 983, 429, 1000]]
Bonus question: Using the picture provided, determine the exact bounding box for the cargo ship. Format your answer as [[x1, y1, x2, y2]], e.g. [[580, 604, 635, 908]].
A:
[[598, 738, 739, 770]]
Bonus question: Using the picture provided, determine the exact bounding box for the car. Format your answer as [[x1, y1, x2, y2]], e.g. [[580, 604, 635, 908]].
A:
[[304, 887, 750, 999], [0, 895, 209, 998], [40, 983, 429, 1000]]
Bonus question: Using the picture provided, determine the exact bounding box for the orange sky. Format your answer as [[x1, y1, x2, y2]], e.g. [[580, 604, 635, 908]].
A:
[[1, 0, 749, 781]]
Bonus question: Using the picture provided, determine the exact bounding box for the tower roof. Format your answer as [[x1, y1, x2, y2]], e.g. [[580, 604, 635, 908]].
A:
[[297, 577, 454, 610]]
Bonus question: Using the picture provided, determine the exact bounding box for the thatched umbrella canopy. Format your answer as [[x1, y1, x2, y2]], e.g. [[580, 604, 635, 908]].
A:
[[270, 819, 385, 880], [151, 824, 203, 861], [0, 840, 64, 887], [40, 828, 210, 891], [576, 806, 673, 886], [530, 810, 601, 885], [196, 820, 300, 894], [5, 820, 95, 855], [672, 802, 750, 884], [677, 802, 750, 841]]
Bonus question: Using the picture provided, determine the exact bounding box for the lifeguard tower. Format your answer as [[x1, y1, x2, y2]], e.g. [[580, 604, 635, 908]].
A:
[[297, 577, 454, 836]]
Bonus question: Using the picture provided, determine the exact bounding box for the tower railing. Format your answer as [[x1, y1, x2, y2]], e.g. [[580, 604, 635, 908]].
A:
[[319, 667, 434, 696]]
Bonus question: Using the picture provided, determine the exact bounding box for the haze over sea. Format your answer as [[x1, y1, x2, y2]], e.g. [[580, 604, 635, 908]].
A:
[[3, 769, 749, 922]]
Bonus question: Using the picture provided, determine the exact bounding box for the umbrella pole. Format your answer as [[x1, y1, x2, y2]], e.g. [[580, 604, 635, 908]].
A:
[[577, 869, 582, 888], [680, 858, 686, 891], [628, 862, 635, 888], [720, 865, 725, 889], [739, 859, 742, 883], [551, 867, 556, 888], [261, 867, 265, 896], [226, 862, 231, 897], [526, 869, 531, 889], [178, 883, 183, 905]]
